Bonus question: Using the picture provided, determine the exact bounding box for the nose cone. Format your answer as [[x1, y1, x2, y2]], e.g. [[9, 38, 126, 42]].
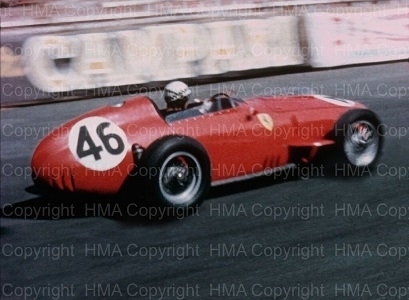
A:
[[31, 128, 76, 193]]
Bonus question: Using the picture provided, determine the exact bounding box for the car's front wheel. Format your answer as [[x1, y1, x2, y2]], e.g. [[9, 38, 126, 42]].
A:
[[335, 109, 383, 168]]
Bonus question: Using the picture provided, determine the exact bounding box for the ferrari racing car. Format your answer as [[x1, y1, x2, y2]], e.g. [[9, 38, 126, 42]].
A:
[[31, 84, 383, 209]]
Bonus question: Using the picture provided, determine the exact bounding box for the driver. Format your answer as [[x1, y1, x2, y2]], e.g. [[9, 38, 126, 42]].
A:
[[164, 81, 192, 112], [163, 81, 237, 119]]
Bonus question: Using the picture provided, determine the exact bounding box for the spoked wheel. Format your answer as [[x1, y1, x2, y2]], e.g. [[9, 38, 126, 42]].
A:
[[344, 120, 380, 167], [335, 109, 383, 168], [159, 151, 204, 206], [140, 136, 210, 210]]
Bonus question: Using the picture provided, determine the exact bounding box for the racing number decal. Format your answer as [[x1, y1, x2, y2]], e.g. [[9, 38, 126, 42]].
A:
[[257, 113, 274, 131], [76, 122, 124, 160], [68, 117, 129, 171]]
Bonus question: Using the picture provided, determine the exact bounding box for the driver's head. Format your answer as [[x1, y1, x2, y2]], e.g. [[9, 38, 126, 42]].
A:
[[164, 81, 191, 111]]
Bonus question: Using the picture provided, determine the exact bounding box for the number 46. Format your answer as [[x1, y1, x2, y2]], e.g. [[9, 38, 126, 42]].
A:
[[76, 122, 125, 161]]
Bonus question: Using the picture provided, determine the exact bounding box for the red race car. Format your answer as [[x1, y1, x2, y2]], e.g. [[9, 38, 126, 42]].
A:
[[31, 84, 383, 209]]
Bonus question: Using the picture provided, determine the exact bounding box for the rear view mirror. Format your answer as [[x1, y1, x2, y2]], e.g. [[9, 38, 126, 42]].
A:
[[246, 107, 258, 119]]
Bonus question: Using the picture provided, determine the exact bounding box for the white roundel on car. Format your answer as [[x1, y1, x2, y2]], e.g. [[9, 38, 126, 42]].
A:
[[68, 116, 129, 171], [314, 95, 355, 107]]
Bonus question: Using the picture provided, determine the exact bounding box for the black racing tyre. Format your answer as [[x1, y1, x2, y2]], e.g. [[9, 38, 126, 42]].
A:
[[334, 109, 384, 168], [139, 136, 210, 209]]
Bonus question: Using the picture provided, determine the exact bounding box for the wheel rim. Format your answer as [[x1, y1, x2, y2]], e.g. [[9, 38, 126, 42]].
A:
[[159, 151, 202, 205], [344, 120, 379, 166]]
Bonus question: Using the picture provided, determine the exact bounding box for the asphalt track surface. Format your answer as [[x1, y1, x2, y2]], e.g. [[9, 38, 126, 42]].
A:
[[1, 62, 408, 299]]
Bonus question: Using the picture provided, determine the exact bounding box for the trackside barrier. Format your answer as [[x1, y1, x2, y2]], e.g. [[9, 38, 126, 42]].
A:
[[304, 7, 409, 67], [22, 17, 301, 93], [1, 5, 408, 105], [0, 46, 25, 78]]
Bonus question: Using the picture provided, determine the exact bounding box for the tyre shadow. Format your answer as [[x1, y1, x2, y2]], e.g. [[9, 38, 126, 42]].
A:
[[3, 164, 364, 224], [1, 185, 157, 223], [1, 172, 295, 224]]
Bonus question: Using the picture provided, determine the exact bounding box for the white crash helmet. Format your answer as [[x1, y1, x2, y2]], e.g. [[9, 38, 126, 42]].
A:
[[164, 81, 191, 103]]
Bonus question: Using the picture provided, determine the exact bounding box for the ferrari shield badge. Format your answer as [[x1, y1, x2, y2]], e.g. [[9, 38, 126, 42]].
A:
[[256, 113, 274, 131]]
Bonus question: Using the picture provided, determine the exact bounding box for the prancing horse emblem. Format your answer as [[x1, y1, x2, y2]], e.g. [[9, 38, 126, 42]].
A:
[[257, 113, 274, 131]]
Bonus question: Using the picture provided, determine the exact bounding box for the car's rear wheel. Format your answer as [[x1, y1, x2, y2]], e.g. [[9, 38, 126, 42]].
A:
[[140, 136, 210, 210], [335, 109, 383, 168]]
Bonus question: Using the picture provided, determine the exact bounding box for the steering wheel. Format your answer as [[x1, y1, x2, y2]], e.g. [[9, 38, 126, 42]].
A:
[[209, 92, 231, 102]]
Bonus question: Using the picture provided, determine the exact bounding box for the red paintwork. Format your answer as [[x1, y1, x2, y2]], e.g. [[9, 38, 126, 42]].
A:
[[31, 95, 366, 195]]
